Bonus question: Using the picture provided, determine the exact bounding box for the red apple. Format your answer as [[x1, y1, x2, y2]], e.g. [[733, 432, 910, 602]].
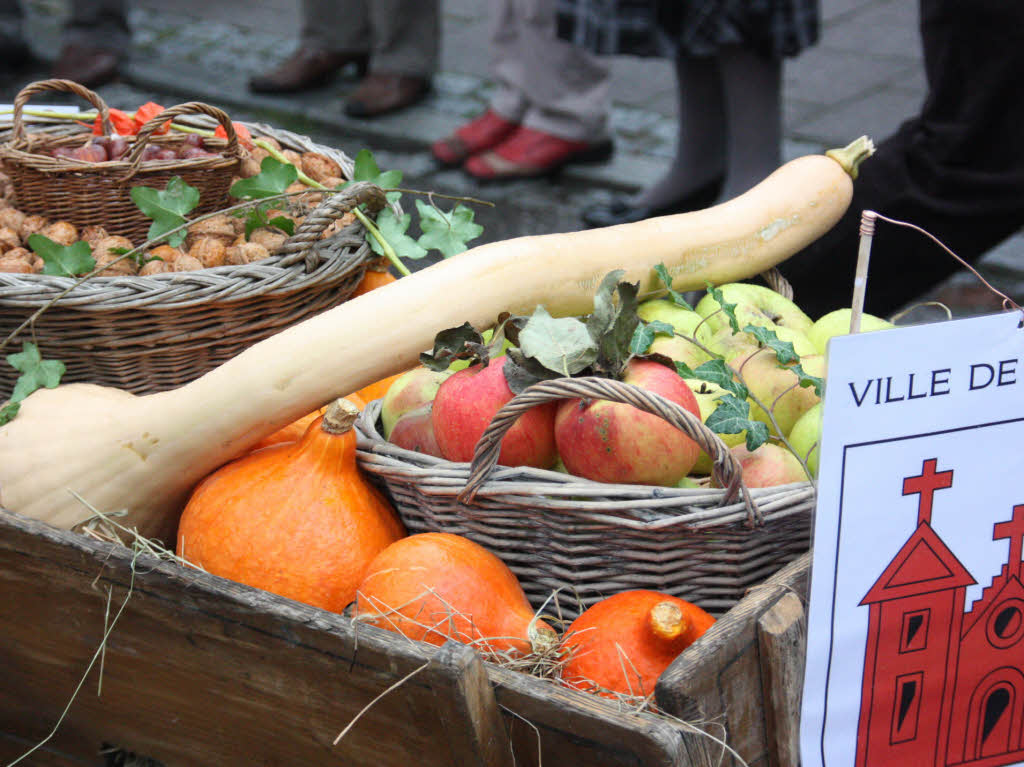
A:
[[431, 356, 558, 468], [725, 443, 807, 487], [388, 403, 444, 457], [554, 359, 702, 486]]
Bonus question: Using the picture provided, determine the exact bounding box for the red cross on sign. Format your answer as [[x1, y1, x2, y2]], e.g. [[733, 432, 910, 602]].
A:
[[994, 504, 1024, 580], [902, 458, 954, 525]]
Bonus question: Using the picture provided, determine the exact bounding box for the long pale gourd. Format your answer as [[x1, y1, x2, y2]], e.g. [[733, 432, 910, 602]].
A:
[[0, 138, 872, 541]]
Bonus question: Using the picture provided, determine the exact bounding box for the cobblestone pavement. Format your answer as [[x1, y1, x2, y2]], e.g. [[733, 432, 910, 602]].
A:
[[2, 0, 1021, 317]]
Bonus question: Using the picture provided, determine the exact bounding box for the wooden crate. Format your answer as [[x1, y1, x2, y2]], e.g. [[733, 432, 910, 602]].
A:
[[0, 507, 809, 766]]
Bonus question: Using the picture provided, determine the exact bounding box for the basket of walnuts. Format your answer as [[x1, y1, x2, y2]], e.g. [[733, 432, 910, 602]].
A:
[[0, 79, 386, 396]]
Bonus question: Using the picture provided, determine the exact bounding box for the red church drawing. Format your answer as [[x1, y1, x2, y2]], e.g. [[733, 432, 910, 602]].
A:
[[856, 457, 1024, 767]]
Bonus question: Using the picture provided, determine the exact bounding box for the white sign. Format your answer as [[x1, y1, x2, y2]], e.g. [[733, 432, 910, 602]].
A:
[[801, 310, 1024, 767]]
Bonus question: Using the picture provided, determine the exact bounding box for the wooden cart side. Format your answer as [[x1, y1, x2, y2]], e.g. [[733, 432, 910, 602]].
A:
[[655, 552, 811, 767], [0, 508, 691, 767]]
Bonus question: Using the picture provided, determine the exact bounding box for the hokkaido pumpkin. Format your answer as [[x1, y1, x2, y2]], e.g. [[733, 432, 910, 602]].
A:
[[561, 590, 715, 697], [355, 371, 405, 404], [355, 532, 557, 657], [176, 398, 405, 613], [351, 266, 398, 298]]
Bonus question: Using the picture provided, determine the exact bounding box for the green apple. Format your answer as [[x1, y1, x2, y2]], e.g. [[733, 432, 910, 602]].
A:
[[638, 299, 714, 369], [705, 324, 817, 362], [732, 350, 826, 438], [683, 378, 748, 475], [788, 401, 823, 478], [380, 365, 452, 438], [648, 334, 712, 371], [676, 475, 701, 489], [808, 309, 895, 355], [696, 282, 814, 337]]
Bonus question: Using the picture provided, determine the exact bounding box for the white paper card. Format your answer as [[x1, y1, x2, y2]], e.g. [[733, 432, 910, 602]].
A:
[[800, 310, 1024, 767]]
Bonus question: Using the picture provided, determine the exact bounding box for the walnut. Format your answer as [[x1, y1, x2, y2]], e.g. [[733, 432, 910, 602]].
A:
[[225, 241, 270, 266], [41, 220, 78, 247], [249, 146, 270, 166], [147, 244, 183, 265], [172, 254, 204, 272], [321, 175, 345, 189], [21, 215, 49, 240], [188, 236, 227, 268], [319, 212, 356, 239], [80, 224, 109, 247], [186, 214, 237, 248], [139, 259, 172, 276], [282, 149, 302, 166], [247, 228, 287, 254], [238, 157, 261, 178], [92, 236, 138, 276], [258, 136, 281, 152], [0, 253, 33, 273], [0, 208, 25, 237], [300, 152, 342, 183], [0, 226, 21, 252]]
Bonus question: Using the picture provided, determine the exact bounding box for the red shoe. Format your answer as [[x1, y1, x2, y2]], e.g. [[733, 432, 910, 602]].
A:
[[463, 126, 613, 180], [431, 110, 519, 167]]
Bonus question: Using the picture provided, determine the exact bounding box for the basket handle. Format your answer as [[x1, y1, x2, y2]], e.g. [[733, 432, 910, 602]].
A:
[[9, 78, 113, 144], [275, 181, 388, 272], [458, 375, 762, 524], [123, 101, 243, 176], [760, 267, 794, 300]]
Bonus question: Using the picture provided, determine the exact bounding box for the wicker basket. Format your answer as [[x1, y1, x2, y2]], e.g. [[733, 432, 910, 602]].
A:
[[356, 375, 816, 619], [0, 100, 386, 396], [0, 79, 244, 242]]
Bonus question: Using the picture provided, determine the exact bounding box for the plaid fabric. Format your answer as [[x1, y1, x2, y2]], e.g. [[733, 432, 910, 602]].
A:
[[556, 0, 819, 60]]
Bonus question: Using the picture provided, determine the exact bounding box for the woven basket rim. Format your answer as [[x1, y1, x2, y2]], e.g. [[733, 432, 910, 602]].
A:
[[0, 116, 378, 310]]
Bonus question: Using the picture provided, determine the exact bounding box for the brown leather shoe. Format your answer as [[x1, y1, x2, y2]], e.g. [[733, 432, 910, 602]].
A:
[[51, 44, 120, 88], [344, 73, 431, 118], [249, 48, 369, 93]]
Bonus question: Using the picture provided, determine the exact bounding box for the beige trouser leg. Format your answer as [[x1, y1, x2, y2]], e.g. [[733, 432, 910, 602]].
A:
[[488, 0, 610, 141], [299, 0, 439, 77]]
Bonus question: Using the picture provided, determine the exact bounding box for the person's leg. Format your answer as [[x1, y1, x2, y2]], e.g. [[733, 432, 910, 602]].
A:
[[250, 0, 369, 94], [344, 0, 438, 117]]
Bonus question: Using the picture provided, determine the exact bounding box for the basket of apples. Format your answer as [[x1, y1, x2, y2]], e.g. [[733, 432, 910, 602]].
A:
[[0, 79, 243, 243], [356, 270, 829, 620]]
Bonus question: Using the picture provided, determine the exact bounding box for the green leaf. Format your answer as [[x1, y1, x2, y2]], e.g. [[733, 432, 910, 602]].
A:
[[704, 282, 740, 333], [420, 322, 485, 371], [131, 176, 201, 248], [584, 271, 641, 378], [345, 149, 403, 202], [229, 157, 298, 199], [705, 395, 770, 451], [6, 341, 65, 405], [267, 216, 296, 236], [0, 402, 20, 426], [243, 207, 267, 238], [653, 263, 694, 311], [373, 208, 428, 260], [791, 363, 824, 397], [517, 306, 597, 377], [687, 358, 750, 400], [630, 320, 674, 355], [743, 324, 801, 364], [415, 200, 484, 258], [27, 235, 95, 277]]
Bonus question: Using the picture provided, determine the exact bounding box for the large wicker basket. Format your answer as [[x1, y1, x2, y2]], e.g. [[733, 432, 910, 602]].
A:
[[0, 104, 386, 396], [356, 375, 816, 619], [0, 79, 244, 242]]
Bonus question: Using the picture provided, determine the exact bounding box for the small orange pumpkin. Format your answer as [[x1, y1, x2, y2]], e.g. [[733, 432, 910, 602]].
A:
[[355, 532, 557, 657], [355, 371, 405, 404], [560, 590, 715, 697], [351, 266, 398, 298], [177, 398, 405, 613]]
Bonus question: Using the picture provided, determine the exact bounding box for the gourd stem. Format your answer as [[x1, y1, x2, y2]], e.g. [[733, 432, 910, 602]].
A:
[[825, 135, 875, 180], [649, 601, 687, 643], [322, 398, 360, 435]]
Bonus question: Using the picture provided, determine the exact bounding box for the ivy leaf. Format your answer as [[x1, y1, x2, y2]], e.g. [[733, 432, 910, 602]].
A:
[[704, 282, 740, 333], [791, 363, 824, 397], [416, 200, 483, 258], [346, 149, 403, 203], [653, 263, 694, 311], [420, 322, 485, 371], [373, 208, 427, 260], [267, 216, 296, 236], [6, 341, 65, 406], [0, 402, 19, 425], [131, 176, 201, 247], [705, 394, 770, 451], [743, 324, 801, 364], [630, 320, 675, 355], [27, 235, 95, 277], [243, 207, 268, 238], [517, 306, 597, 377], [229, 157, 298, 199], [585, 271, 641, 377], [681, 358, 750, 400]]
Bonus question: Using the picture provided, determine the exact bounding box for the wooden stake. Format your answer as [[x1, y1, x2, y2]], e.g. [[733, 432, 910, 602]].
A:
[[849, 210, 878, 335]]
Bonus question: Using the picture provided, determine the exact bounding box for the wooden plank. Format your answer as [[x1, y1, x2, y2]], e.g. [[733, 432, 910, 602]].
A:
[[756, 591, 806, 767], [655, 552, 811, 767], [422, 641, 515, 767], [0, 508, 691, 767]]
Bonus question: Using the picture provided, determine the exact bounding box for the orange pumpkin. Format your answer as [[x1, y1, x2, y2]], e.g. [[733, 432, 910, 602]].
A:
[[351, 266, 398, 298], [177, 398, 405, 613], [560, 590, 715, 697], [355, 532, 557, 657], [248, 394, 365, 452], [355, 371, 405, 404]]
